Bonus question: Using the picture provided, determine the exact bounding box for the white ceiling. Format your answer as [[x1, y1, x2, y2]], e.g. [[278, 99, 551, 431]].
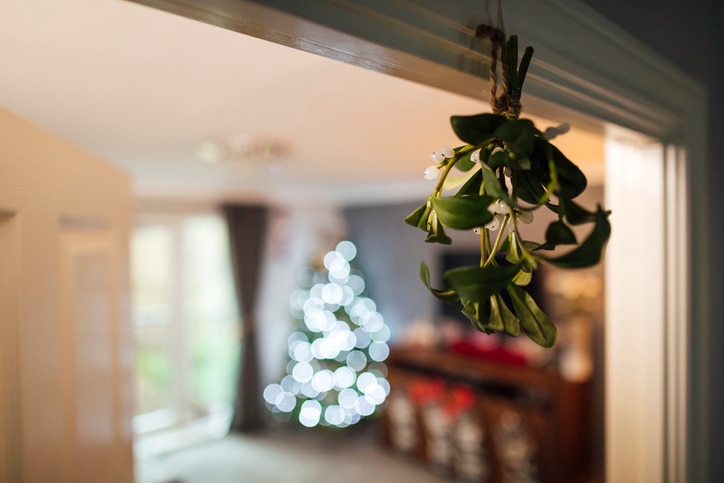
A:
[[0, 0, 604, 205]]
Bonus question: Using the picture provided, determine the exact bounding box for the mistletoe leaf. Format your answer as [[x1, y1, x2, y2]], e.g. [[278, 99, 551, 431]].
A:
[[424, 218, 452, 245], [512, 269, 533, 286], [559, 198, 597, 225], [515, 46, 535, 98], [538, 220, 578, 250], [404, 201, 432, 230], [543, 206, 611, 268], [431, 195, 494, 230], [513, 170, 548, 205], [487, 148, 507, 168], [444, 263, 519, 304], [419, 261, 459, 304], [480, 163, 517, 208], [454, 148, 476, 172], [507, 284, 557, 348], [549, 143, 587, 199], [529, 138, 553, 175], [448, 165, 482, 195], [495, 119, 538, 158], [462, 301, 494, 334], [505, 155, 531, 171], [451, 113, 508, 146], [488, 293, 521, 336]]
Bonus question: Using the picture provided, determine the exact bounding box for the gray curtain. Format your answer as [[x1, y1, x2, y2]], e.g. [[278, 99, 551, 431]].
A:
[[223, 204, 269, 432]]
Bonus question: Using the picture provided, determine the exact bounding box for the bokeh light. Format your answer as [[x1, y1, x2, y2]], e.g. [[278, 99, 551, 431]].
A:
[[264, 241, 390, 427]]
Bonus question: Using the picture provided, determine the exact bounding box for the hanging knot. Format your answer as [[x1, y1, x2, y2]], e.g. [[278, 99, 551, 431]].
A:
[[476, 23, 522, 119], [494, 95, 522, 119]]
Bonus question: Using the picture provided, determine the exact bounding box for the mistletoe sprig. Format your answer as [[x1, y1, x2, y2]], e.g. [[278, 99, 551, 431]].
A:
[[405, 34, 611, 348]]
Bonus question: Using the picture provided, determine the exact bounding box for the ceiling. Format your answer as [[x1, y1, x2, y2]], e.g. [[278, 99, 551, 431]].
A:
[[0, 0, 604, 205]]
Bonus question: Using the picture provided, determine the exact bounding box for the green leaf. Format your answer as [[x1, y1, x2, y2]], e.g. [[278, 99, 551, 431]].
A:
[[451, 113, 507, 146], [405, 202, 454, 244], [549, 143, 587, 199], [512, 269, 533, 286], [505, 233, 538, 274], [515, 46, 534, 99], [495, 119, 538, 158], [454, 148, 476, 172], [419, 261, 459, 304], [424, 218, 452, 245], [451, 167, 482, 197], [505, 155, 531, 171], [513, 170, 548, 205], [544, 206, 611, 268], [444, 263, 519, 304], [462, 301, 494, 334], [507, 284, 557, 347], [559, 198, 597, 225], [505, 232, 522, 264], [480, 163, 516, 208], [404, 201, 431, 230], [431, 195, 494, 230], [487, 148, 507, 168], [544, 220, 578, 247], [488, 293, 521, 336]]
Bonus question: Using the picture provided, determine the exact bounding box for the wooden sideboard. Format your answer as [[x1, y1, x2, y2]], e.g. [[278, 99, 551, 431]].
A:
[[381, 347, 592, 482]]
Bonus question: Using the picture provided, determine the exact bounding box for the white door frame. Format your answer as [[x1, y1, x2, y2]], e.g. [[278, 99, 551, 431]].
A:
[[133, 1, 708, 480]]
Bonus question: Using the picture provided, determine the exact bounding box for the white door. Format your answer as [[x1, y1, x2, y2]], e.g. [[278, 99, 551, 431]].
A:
[[0, 108, 134, 483]]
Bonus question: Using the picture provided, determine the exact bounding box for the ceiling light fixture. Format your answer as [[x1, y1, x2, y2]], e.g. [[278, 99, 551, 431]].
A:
[[196, 135, 289, 173]]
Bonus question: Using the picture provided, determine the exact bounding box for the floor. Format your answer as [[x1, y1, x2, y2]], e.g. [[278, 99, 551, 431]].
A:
[[136, 421, 451, 483]]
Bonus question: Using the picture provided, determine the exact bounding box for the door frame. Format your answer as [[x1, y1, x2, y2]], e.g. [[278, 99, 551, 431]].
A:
[[132, 1, 708, 480], [0, 211, 21, 482]]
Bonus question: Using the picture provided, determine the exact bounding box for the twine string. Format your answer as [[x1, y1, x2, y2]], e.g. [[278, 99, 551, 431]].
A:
[[475, 23, 521, 119]]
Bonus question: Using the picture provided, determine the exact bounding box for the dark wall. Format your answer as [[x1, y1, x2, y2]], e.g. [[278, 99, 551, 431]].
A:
[[342, 202, 437, 342], [578, 1, 724, 478]]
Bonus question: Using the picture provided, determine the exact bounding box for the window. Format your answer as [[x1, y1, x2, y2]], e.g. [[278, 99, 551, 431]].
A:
[[131, 212, 239, 438]]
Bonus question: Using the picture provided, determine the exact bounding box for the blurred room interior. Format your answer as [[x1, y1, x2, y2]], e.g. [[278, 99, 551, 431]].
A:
[[1, 1, 720, 483]]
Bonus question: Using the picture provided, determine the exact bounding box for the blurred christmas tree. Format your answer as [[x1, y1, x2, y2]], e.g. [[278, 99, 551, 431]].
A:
[[263, 240, 391, 428]]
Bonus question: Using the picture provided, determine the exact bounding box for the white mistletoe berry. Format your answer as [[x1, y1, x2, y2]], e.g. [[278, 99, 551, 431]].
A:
[[424, 165, 440, 180], [485, 213, 505, 231], [441, 146, 455, 159], [518, 210, 534, 224], [488, 200, 510, 215], [431, 151, 445, 163]]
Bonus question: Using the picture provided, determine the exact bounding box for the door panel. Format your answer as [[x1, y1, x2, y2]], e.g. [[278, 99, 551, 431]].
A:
[[60, 231, 123, 483]]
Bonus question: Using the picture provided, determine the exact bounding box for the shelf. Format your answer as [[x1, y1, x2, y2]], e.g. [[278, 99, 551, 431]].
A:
[[382, 346, 592, 483]]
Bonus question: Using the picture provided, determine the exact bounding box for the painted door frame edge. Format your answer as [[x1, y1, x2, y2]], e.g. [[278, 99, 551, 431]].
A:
[[129, 0, 708, 480], [0, 212, 22, 482]]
